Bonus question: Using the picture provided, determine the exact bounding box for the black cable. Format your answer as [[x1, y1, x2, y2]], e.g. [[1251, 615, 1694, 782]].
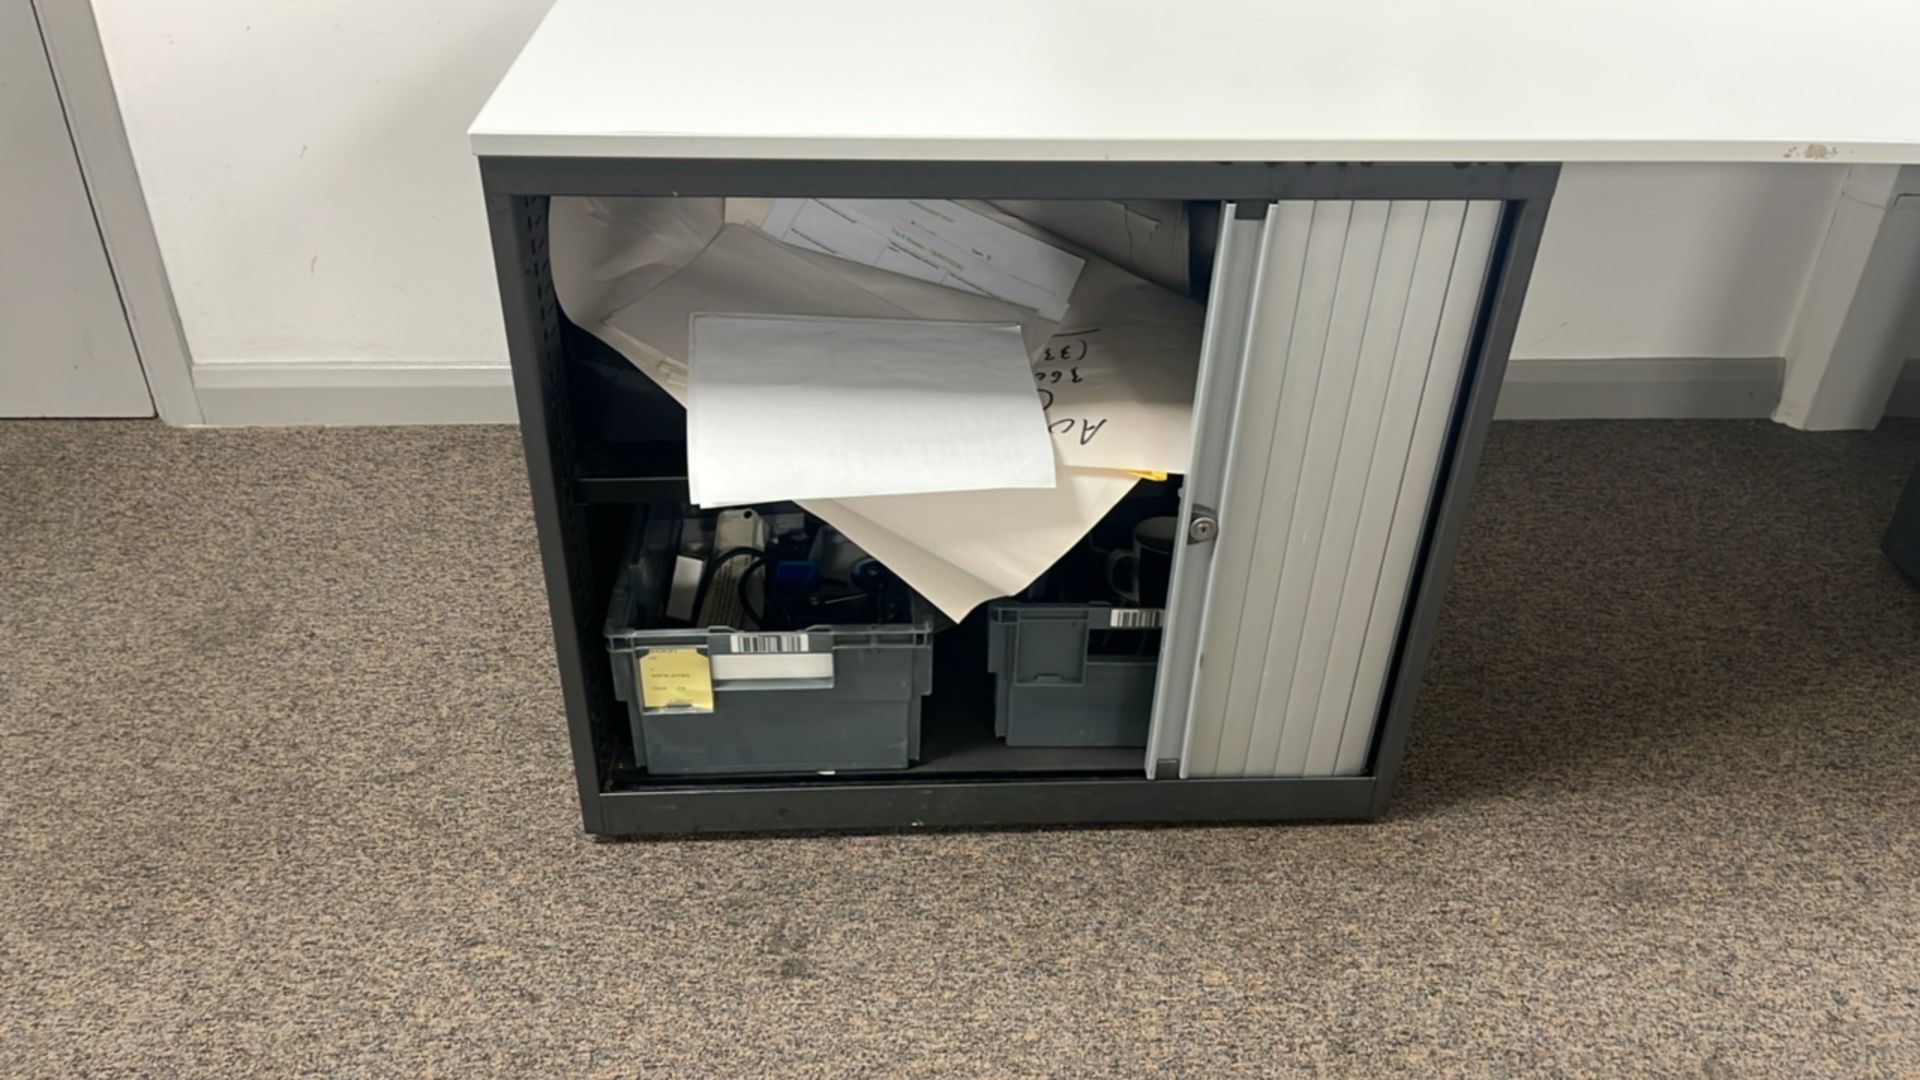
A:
[[691, 547, 765, 626], [737, 560, 770, 630]]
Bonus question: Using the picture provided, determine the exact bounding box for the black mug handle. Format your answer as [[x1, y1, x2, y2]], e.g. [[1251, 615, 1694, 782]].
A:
[[1105, 548, 1140, 605]]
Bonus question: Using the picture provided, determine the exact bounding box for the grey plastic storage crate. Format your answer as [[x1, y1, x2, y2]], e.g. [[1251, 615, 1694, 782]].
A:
[[987, 602, 1161, 747], [605, 510, 933, 776]]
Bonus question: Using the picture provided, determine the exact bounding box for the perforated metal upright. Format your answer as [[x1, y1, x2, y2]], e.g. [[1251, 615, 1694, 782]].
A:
[[480, 160, 1557, 836]]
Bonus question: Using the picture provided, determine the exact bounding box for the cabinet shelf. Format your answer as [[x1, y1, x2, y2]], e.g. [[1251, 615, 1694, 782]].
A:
[[573, 442, 687, 504]]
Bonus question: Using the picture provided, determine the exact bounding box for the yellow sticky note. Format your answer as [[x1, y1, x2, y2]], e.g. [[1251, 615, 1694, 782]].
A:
[[637, 647, 713, 713], [1124, 470, 1168, 482]]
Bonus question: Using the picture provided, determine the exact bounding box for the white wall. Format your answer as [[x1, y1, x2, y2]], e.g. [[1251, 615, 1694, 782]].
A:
[[92, 0, 554, 369], [90, 2, 1854, 421], [1514, 163, 1843, 360]]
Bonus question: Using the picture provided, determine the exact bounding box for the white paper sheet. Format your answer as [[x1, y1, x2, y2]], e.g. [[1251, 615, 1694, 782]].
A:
[[729, 198, 1201, 474], [1032, 260, 1202, 474], [758, 199, 1084, 320], [686, 313, 1055, 506], [549, 197, 1140, 620], [824, 470, 1143, 608], [601, 223, 1058, 366], [989, 199, 1193, 295]]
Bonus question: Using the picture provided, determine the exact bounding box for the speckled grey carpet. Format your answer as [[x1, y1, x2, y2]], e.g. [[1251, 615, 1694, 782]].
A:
[[3, 418, 1918, 1076]]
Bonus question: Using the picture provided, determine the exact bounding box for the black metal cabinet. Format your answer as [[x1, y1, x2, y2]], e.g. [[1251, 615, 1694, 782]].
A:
[[480, 159, 1556, 836]]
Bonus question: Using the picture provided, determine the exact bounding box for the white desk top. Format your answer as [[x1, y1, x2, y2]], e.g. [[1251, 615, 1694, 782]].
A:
[[471, 0, 1920, 164]]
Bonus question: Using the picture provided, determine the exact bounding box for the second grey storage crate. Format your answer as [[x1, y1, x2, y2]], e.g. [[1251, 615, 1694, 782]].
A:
[[606, 508, 933, 776], [987, 602, 1161, 748]]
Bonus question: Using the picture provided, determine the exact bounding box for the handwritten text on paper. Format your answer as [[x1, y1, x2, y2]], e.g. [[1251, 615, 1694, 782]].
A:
[[1035, 329, 1111, 447]]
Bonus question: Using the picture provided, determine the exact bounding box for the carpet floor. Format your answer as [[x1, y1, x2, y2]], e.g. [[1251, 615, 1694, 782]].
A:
[[2, 418, 1917, 1076]]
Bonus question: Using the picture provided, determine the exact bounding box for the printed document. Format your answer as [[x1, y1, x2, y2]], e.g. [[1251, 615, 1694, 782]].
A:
[[686, 314, 1056, 506]]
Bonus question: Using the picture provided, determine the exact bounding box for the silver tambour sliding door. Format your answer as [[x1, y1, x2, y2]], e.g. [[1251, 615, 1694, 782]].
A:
[[1164, 199, 1499, 779]]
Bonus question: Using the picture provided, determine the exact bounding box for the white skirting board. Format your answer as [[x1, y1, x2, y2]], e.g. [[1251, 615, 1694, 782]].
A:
[[1494, 355, 1783, 420], [182, 355, 1794, 427], [190, 361, 518, 426]]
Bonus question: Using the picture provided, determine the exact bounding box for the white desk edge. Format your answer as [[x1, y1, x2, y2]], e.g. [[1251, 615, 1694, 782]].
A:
[[469, 0, 1920, 165]]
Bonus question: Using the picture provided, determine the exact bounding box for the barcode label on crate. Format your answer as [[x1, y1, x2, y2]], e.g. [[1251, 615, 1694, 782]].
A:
[[1108, 608, 1163, 629], [730, 632, 814, 654]]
